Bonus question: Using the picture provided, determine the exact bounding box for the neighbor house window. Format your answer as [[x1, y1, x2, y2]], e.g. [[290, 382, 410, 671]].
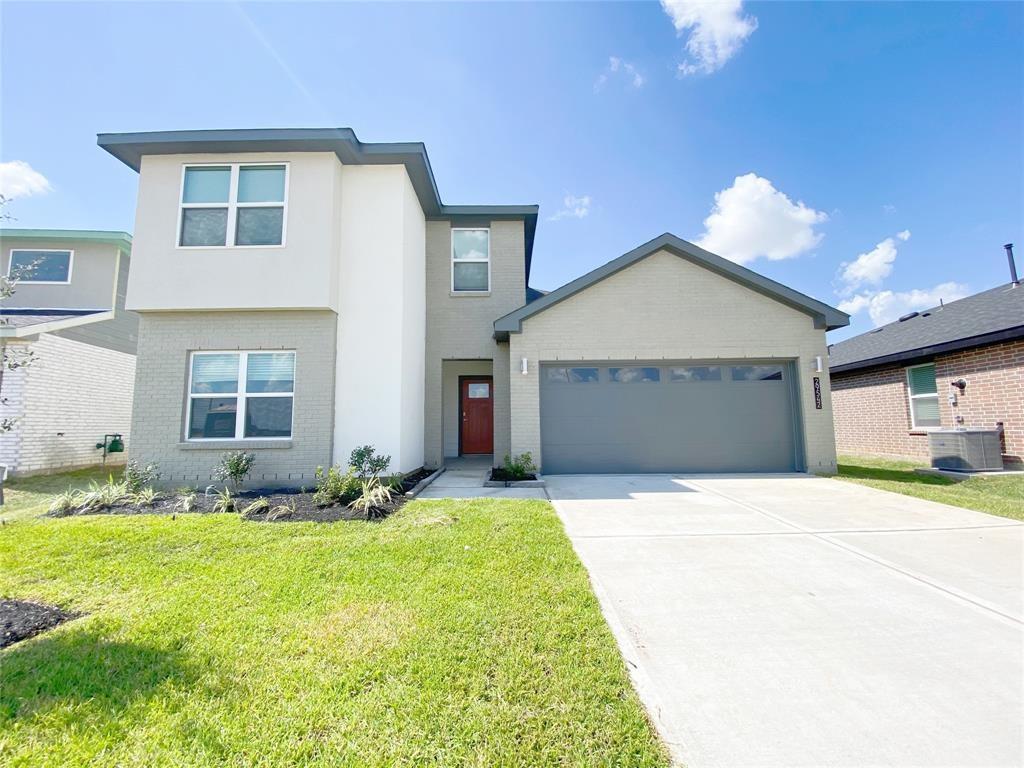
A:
[[451, 228, 490, 292], [906, 363, 940, 429], [179, 164, 287, 247], [187, 351, 295, 440], [7, 249, 73, 283]]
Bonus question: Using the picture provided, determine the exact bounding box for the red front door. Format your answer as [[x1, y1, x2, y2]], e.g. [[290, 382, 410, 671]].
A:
[[460, 377, 494, 455]]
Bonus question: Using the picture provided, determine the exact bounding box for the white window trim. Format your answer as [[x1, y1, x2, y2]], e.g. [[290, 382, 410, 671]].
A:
[[176, 162, 289, 249], [186, 350, 296, 441], [906, 362, 940, 430], [451, 227, 491, 293], [6, 248, 74, 284]]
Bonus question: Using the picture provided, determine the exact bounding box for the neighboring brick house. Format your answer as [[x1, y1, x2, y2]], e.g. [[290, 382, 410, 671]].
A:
[[829, 282, 1024, 468], [0, 230, 137, 475], [97, 127, 848, 487]]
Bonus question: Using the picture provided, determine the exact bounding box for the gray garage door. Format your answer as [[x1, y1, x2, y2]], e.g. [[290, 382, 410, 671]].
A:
[[540, 361, 801, 474]]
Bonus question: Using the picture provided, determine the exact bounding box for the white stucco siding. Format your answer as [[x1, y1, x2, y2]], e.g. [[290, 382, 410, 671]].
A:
[[333, 165, 425, 473], [509, 250, 838, 473], [129, 151, 342, 311]]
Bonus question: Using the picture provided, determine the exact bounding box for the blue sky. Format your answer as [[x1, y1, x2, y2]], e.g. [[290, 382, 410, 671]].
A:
[[2, 1, 1021, 341]]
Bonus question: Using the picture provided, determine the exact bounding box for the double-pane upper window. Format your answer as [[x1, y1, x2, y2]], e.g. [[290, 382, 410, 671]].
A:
[[188, 351, 295, 440], [451, 228, 490, 292], [7, 249, 72, 283], [906, 363, 940, 428], [180, 164, 287, 247]]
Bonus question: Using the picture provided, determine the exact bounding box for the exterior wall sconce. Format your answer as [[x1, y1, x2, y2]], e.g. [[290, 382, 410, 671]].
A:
[[521, 357, 528, 375], [814, 356, 823, 373]]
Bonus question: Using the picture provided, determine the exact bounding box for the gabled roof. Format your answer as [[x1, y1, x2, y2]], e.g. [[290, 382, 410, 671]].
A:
[[0, 228, 132, 252], [493, 233, 849, 340], [828, 282, 1024, 373], [97, 128, 538, 280]]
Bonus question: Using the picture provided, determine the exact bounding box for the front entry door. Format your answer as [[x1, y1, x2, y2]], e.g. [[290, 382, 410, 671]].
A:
[[460, 377, 493, 455]]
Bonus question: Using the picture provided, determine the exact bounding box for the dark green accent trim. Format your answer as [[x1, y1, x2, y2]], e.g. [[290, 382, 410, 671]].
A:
[[0, 228, 132, 252], [96, 128, 537, 279], [494, 233, 849, 340]]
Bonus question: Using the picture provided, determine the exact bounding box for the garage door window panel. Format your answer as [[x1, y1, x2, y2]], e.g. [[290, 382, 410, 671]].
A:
[[731, 365, 784, 381], [610, 367, 660, 383], [670, 366, 722, 382]]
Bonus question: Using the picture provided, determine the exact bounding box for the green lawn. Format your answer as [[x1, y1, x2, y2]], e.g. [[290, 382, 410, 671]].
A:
[[836, 455, 1024, 522], [1, 465, 114, 524], [0, 487, 667, 767]]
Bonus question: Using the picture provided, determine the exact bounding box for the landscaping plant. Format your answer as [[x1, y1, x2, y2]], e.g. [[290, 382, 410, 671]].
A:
[[241, 497, 270, 518], [348, 477, 393, 520], [132, 487, 161, 507], [213, 451, 255, 489], [312, 465, 361, 506], [124, 460, 161, 492], [502, 452, 537, 481], [208, 486, 235, 514], [174, 490, 198, 514], [349, 445, 391, 480]]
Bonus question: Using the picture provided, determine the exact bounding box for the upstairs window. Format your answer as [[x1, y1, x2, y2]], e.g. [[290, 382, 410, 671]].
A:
[[906, 363, 940, 429], [179, 164, 287, 247], [451, 228, 490, 292], [8, 249, 73, 283]]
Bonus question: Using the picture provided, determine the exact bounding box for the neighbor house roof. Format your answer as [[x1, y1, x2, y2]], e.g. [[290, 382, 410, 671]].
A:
[[0, 229, 132, 252], [828, 282, 1024, 373], [0, 308, 113, 338], [493, 233, 849, 340], [97, 128, 538, 280]]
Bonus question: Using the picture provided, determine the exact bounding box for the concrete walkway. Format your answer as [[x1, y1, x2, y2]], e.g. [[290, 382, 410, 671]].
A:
[[418, 455, 547, 499], [547, 473, 1024, 768]]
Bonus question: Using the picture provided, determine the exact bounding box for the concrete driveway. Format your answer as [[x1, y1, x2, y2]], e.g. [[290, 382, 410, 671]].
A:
[[546, 474, 1024, 768]]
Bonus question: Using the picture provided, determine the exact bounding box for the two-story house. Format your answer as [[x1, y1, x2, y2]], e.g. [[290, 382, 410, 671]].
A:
[[99, 128, 848, 487], [0, 229, 136, 475]]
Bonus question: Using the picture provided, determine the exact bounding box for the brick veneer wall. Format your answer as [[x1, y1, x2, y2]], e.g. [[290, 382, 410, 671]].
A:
[[831, 338, 1024, 467]]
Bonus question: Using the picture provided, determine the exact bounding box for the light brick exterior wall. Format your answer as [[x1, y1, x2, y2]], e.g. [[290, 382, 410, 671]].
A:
[[0, 334, 135, 475], [509, 250, 838, 473], [130, 311, 336, 488], [423, 220, 525, 468], [832, 338, 1024, 467]]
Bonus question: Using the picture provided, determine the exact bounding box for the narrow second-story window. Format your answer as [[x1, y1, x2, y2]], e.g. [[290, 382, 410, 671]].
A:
[[906, 363, 940, 429], [7, 249, 73, 283], [179, 164, 287, 247], [451, 228, 490, 292]]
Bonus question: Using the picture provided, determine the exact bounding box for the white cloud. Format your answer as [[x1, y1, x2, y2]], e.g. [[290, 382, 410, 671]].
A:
[[594, 56, 645, 92], [548, 194, 592, 222], [837, 231, 911, 295], [838, 281, 969, 327], [695, 173, 827, 264], [660, 0, 758, 75], [0, 161, 51, 199], [882, 203, 897, 215]]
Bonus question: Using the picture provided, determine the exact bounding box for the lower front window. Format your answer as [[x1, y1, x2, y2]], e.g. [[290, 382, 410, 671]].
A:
[[187, 350, 295, 440]]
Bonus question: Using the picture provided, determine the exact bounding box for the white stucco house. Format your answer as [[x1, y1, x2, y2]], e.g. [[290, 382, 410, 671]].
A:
[[96, 128, 848, 487]]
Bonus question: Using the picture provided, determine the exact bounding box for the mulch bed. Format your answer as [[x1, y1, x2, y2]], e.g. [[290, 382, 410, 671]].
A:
[[489, 468, 539, 482], [47, 468, 437, 523], [1, 598, 79, 649]]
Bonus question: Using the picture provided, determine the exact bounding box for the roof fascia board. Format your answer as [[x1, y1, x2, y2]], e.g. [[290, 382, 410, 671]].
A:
[[494, 233, 849, 334], [829, 324, 1024, 374], [0, 310, 114, 338], [0, 229, 132, 250]]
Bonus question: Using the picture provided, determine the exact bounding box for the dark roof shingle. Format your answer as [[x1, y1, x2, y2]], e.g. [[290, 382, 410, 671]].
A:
[[828, 282, 1024, 372]]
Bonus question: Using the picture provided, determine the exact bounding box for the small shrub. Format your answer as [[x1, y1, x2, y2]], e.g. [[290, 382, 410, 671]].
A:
[[313, 465, 361, 506], [174, 491, 198, 514], [209, 486, 235, 514], [349, 477, 393, 519], [241, 497, 270, 518], [213, 451, 255, 489], [132, 487, 161, 507], [502, 452, 537, 481], [49, 489, 80, 516], [349, 445, 391, 480], [124, 460, 160, 492]]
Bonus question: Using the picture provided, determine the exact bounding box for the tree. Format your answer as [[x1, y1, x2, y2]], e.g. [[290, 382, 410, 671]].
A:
[[0, 195, 38, 504]]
